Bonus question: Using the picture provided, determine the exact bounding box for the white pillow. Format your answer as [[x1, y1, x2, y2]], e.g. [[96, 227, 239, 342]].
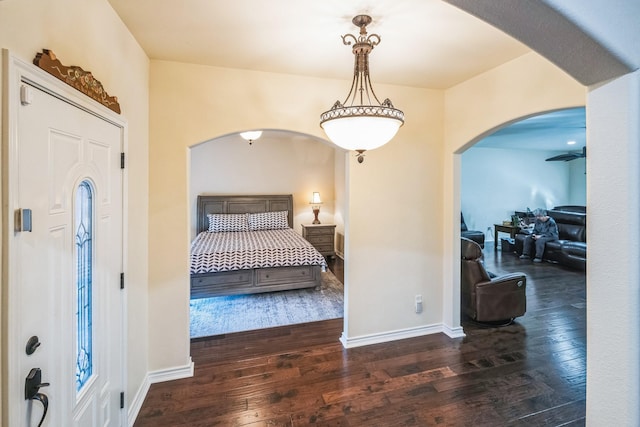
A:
[[247, 211, 289, 231], [207, 213, 249, 232]]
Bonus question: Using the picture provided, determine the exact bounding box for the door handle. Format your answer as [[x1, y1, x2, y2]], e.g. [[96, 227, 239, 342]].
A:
[[25, 368, 49, 400], [25, 368, 49, 427], [30, 393, 48, 427]]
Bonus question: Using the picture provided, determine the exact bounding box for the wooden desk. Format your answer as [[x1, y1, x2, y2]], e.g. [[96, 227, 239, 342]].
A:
[[494, 224, 520, 251]]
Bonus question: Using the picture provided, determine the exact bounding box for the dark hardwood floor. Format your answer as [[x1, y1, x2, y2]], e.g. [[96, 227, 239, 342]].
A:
[[135, 244, 586, 426]]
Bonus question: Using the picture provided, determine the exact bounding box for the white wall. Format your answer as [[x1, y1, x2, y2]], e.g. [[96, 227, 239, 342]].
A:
[[568, 158, 587, 205], [586, 70, 640, 425], [461, 147, 573, 242], [189, 132, 338, 239]]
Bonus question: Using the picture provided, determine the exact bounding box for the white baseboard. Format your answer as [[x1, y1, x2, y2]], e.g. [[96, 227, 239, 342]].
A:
[[442, 324, 466, 338], [128, 376, 150, 427], [148, 357, 194, 384], [127, 358, 194, 426], [339, 323, 450, 348]]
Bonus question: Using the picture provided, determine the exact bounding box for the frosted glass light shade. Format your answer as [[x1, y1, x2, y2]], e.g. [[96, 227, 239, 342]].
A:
[[321, 116, 403, 151]]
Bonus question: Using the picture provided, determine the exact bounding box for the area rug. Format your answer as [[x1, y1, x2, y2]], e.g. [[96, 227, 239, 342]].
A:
[[189, 270, 343, 338]]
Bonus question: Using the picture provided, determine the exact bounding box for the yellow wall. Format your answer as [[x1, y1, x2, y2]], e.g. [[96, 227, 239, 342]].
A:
[[149, 59, 442, 366], [0, 0, 150, 416], [0, 0, 588, 411], [344, 85, 444, 339], [442, 52, 586, 327], [149, 51, 585, 366], [149, 61, 336, 370], [0, 1, 635, 424]]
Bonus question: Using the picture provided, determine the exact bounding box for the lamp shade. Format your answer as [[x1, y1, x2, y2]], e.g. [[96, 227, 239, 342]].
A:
[[321, 115, 403, 151], [311, 192, 322, 204]]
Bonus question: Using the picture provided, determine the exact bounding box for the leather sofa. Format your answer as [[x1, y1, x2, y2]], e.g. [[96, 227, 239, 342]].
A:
[[461, 237, 527, 323], [461, 213, 485, 248], [514, 206, 586, 271]]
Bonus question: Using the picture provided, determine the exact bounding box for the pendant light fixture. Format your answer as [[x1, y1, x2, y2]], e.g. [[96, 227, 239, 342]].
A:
[[320, 15, 404, 163]]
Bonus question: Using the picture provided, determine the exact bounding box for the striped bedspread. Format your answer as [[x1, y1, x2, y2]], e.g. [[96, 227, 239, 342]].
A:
[[190, 228, 327, 274]]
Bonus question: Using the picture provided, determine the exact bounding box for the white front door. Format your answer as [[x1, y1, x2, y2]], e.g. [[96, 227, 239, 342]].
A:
[[6, 57, 125, 427]]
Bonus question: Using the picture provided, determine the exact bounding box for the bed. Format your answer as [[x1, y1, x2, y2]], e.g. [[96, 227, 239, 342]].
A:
[[190, 194, 327, 298]]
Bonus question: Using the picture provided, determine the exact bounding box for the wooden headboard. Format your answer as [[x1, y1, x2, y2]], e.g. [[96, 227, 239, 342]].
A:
[[196, 194, 294, 233]]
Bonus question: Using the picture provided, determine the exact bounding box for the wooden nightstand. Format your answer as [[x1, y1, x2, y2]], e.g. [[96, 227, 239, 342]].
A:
[[301, 224, 336, 258]]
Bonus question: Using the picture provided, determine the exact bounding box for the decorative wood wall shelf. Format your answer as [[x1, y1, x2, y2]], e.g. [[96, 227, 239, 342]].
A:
[[33, 49, 121, 114]]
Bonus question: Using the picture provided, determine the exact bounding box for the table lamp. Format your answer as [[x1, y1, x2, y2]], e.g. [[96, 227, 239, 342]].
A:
[[310, 192, 322, 224]]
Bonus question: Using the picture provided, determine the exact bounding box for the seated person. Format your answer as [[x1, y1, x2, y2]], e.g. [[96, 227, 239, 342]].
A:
[[519, 208, 559, 263]]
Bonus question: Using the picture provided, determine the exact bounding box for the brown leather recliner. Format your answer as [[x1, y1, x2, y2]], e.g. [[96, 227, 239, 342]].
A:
[[461, 237, 527, 323], [461, 213, 485, 248]]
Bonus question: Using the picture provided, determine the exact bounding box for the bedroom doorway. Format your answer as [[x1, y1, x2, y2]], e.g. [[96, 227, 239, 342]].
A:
[[187, 130, 345, 337]]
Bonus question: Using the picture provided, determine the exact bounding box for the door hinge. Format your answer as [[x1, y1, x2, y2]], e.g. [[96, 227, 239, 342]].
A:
[[120, 391, 125, 409], [120, 272, 124, 290], [120, 152, 125, 169]]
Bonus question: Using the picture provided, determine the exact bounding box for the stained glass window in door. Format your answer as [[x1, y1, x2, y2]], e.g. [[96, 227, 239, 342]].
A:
[[75, 180, 93, 391]]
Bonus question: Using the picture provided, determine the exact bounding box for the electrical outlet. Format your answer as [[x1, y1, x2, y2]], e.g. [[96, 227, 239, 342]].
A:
[[415, 295, 423, 313]]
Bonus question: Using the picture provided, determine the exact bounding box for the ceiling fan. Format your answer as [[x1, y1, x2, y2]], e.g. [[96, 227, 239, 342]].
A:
[[545, 146, 586, 162]]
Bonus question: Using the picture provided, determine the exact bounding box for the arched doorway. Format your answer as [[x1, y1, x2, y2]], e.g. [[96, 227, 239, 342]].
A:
[[443, 2, 638, 423], [461, 107, 586, 243], [187, 129, 347, 337]]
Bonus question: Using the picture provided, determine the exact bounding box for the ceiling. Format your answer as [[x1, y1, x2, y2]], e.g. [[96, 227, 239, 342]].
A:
[[107, 0, 584, 152], [475, 107, 586, 152], [106, 0, 530, 90]]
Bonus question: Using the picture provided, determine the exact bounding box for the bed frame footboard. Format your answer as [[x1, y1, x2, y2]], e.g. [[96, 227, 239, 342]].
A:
[[191, 265, 321, 298]]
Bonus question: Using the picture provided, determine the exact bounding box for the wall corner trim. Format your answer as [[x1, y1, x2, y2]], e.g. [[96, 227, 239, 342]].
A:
[[127, 376, 150, 427], [128, 358, 194, 426], [147, 358, 195, 384], [442, 324, 466, 339]]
